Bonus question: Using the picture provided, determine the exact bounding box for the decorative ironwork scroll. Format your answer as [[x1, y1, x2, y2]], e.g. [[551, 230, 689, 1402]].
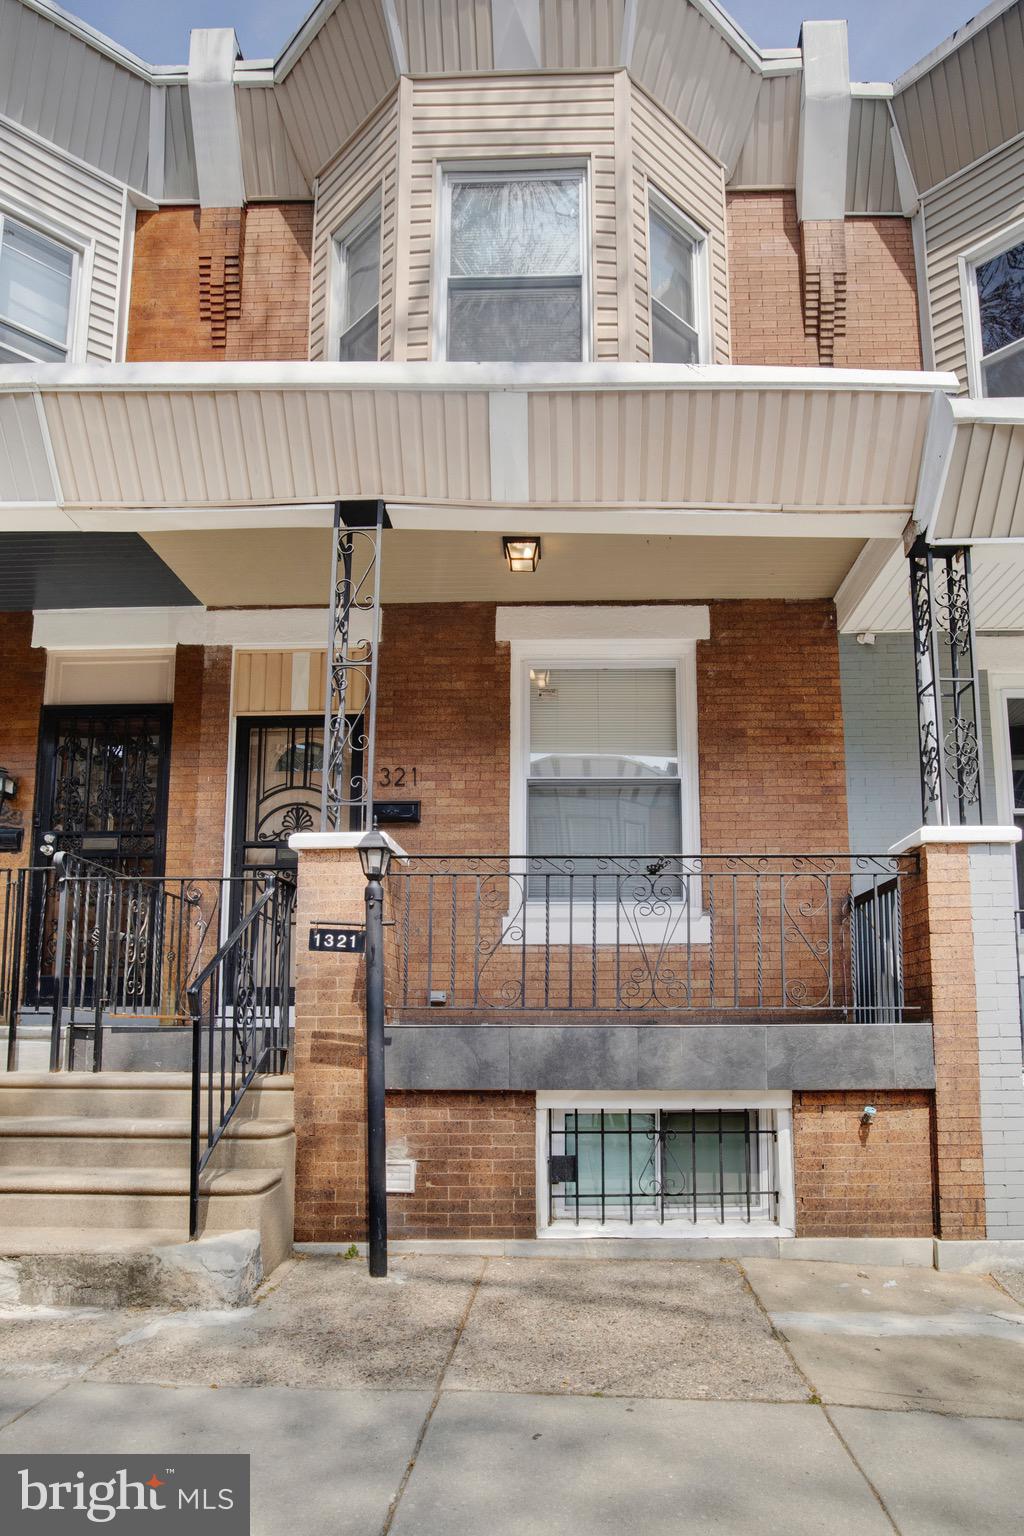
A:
[[321, 500, 385, 832], [908, 539, 984, 825]]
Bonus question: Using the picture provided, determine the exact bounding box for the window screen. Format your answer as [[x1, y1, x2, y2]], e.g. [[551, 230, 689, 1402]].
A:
[[649, 203, 702, 364], [975, 239, 1024, 398], [335, 209, 380, 361], [444, 174, 584, 362], [0, 216, 73, 363], [527, 667, 682, 865]]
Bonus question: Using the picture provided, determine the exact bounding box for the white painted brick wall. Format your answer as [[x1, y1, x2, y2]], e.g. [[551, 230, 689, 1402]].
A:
[[970, 844, 1024, 1239]]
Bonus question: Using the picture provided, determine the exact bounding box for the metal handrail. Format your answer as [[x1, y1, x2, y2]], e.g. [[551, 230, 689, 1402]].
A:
[[186, 874, 295, 1240]]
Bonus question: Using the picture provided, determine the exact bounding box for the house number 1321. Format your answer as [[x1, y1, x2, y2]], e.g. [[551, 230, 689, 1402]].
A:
[[378, 766, 417, 787]]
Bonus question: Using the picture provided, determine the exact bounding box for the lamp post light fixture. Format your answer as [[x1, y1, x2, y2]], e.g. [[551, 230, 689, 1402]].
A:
[[503, 536, 542, 573], [358, 827, 393, 1277]]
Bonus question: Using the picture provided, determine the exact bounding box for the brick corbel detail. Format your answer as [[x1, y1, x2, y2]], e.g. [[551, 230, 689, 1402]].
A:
[[900, 843, 986, 1240], [800, 219, 847, 365], [198, 208, 244, 348]]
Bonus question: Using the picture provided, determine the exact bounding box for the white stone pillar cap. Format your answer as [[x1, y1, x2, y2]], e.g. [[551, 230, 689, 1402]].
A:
[[888, 825, 1022, 855], [288, 831, 409, 858]]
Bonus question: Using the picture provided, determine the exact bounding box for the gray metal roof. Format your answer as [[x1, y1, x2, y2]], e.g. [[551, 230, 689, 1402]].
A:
[[0, 533, 200, 610]]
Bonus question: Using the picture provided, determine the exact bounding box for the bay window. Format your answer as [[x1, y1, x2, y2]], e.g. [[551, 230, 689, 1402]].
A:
[[0, 212, 75, 363], [969, 230, 1024, 396], [438, 168, 587, 361], [647, 190, 707, 364], [332, 199, 381, 361]]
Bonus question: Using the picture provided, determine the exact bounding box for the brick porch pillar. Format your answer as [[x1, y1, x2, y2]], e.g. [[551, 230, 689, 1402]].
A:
[[288, 839, 368, 1244], [896, 826, 1024, 1241]]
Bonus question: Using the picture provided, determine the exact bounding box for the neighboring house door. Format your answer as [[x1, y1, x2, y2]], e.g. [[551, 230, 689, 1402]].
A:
[[230, 717, 325, 899], [27, 705, 172, 1004]]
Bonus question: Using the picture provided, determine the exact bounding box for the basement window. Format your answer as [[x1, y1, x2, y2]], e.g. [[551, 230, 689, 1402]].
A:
[[436, 167, 588, 361], [0, 212, 76, 363], [647, 189, 708, 364], [538, 1096, 794, 1235], [332, 198, 381, 361]]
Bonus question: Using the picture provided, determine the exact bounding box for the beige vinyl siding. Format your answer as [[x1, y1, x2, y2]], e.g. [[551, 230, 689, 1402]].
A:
[[275, 0, 398, 183], [401, 73, 620, 360], [540, 0, 625, 67], [233, 650, 327, 714], [236, 86, 311, 201], [846, 96, 900, 215], [729, 72, 800, 190], [0, 116, 126, 362], [922, 134, 1024, 388], [161, 84, 199, 202], [394, 0, 493, 72], [310, 91, 400, 362], [629, 81, 729, 363]]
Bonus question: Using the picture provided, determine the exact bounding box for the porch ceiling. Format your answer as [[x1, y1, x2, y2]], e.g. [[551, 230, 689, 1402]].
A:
[[836, 539, 1024, 634], [0, 363, 953, 539], [141, 528, 866, 608]]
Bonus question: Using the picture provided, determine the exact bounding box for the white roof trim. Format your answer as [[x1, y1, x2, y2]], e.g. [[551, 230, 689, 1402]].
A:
[[0, 362, 959, 396], [496, 605, 711, 642]]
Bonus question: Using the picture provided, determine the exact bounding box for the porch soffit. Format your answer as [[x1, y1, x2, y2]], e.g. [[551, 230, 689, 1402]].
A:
[[0, 362, 954, 536]]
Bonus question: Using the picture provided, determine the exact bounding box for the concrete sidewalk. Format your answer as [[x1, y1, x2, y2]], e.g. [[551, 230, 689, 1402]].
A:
[[0, 1254, 1021, 1534]]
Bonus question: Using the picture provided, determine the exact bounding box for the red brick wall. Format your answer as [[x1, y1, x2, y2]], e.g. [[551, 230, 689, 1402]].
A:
[[165, 645, 231, 877], [726, 191, 922, 369], [0, 614, 45, 873], [386, 1091, 536, 1238], [127, 204, 314, 361], [901, 843, 986, 1238], [793, 1091, 936, 1237]]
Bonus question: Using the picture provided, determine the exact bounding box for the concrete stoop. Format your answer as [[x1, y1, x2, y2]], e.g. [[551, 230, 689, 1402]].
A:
[[0, 1071, 295, 1305]]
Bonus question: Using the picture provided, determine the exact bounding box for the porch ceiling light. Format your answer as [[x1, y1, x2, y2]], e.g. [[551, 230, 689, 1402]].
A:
[[503, 536, 541, 573], [358, 828, 393, 880]]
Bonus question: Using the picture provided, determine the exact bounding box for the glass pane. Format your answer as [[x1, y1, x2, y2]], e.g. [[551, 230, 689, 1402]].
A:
[[650, 209, 696, 326], [982, 344, 1024, 398], [562, 1112, 657, 1214], [244, 724, 323, 853], [652, 304, 699, 364], [661, 1111, 752, 1211], [530, 667, 678, 777], [338, 305, 379, 362], [976, 241, 1024, 356], [447, 284, 582, 362], [344, 217, 380, 326], [1009, 698, 1024, 809], [0, 220, 72, 346], [0, 319, 66, 362], [450, 178, 581, 278], [528, 783, 682, 857]]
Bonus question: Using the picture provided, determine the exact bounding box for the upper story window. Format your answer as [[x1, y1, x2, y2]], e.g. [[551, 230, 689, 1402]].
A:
[[648, 191, 707, 364], [0, 213, 75, 363], [332, 199, 381, 361], [438, 168, 587, 362], [973, 236, 1024, 396]]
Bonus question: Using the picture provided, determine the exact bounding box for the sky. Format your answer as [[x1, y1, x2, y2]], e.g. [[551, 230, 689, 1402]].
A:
[[66, 0, 983, 78]]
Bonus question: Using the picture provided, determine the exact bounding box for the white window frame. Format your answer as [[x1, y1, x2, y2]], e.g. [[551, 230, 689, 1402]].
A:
[[959, 213, 1024, 398], [432, 161, 592, 363], [645, 184, 711, 365], [987, 669, 1024, 929], [329, 192, 382, 362], [535, 1091, 795, 1239], [0, 200, 87, 364], [507, 635, 704, 945]]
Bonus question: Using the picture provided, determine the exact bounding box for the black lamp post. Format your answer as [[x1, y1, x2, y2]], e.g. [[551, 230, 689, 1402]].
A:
[[358, 828, 393, 1277]]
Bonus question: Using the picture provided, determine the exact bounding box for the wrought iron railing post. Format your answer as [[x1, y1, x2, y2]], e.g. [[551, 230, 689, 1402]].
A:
[[4, 870, 26, 1072], [322, 498, 386, 832], [91, 874, 111, 1072], [48, 856, 71, 1071]]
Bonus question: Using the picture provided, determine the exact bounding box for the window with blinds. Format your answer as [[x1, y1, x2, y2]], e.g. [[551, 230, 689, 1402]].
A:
[[527, 666, 682, 861]]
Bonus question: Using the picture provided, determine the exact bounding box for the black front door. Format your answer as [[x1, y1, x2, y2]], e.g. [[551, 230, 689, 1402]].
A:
[[28, 705, 172, 1003], [231, 716, 326, 894]]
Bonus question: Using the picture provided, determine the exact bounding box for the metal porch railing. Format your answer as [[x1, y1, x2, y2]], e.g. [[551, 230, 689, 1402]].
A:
[[386, 853, 915, 1020], [186, 873, 295, 1239]]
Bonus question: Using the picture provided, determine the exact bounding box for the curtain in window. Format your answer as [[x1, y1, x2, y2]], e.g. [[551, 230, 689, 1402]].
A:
[[451, 179, 580, 277]]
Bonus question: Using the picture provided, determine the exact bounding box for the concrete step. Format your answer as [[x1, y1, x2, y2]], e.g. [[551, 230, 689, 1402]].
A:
[[0, 1116, 295, 1169], [0, 1071, 294, 1121], [0, 1228, 267, 1308], [0, 1164, 292, 1274]]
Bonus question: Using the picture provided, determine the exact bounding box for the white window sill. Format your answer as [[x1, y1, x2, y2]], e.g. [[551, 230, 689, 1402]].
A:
[[503, 902, 710, 947]]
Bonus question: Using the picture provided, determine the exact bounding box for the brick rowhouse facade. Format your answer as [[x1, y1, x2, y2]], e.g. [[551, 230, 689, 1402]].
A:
[[0, 614, 46, 874]]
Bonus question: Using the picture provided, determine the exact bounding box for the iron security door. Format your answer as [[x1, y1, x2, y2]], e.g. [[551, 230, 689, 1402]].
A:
[[231, 717, 325, 889], [28, 705, 171, 1003]]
